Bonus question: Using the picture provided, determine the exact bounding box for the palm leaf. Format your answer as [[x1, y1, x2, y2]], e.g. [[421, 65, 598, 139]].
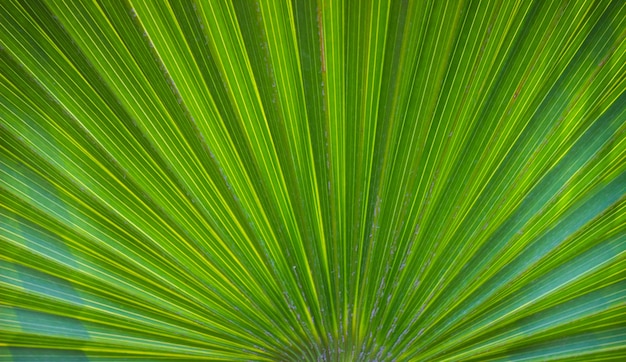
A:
[[1, 0, 625, 360]]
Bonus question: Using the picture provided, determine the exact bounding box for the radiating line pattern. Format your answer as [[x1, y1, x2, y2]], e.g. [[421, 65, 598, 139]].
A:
[[1, 0, 625, 360]]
